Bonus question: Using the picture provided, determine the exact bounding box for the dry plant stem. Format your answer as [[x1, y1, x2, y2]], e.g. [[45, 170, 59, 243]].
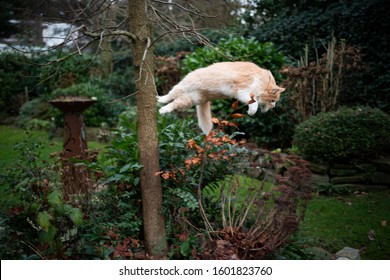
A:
[[282, 35, 348, 120], [227, 178, 235, 233], [221, 182, 227, 229], [230, 179, 238, 230], [20, 240, 44, 260], [333, 40, 345, 108], [236, 177, 267, 230]]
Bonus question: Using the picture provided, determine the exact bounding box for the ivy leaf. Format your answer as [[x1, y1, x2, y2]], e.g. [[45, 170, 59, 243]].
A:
[[68, 207, 83, 226], [37, 211, 52, 231], [180, 240, 191, 257], [106, 174, 124, 183], [39, 224, 57, 244], [120, 163, 133, 173], [119, 163, 143, 173], [47, 190, 62, 207]]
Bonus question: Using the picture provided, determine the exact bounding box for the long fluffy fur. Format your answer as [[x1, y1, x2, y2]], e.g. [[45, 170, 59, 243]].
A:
[[196, 102, 213, 135], [157, 61, 285, 135]]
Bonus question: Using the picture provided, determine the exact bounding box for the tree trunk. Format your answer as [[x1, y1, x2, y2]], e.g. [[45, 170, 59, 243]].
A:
[[128, 0, 167, 258]]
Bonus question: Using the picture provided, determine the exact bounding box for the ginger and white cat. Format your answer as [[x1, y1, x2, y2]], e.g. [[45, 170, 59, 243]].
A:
[[157, 61, 285, 135]]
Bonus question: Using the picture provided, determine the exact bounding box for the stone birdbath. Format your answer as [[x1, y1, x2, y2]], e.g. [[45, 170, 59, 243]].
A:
[[49, 96, 96, 198]]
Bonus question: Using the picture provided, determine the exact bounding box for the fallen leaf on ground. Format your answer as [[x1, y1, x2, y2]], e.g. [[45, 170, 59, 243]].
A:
[[368, 229, 376, 241]]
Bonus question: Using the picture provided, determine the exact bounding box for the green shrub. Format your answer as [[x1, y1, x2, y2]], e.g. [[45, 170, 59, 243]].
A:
[[183, 36, 286, 80], [0, 51, 100, 120], [0, 133, 83, 259], [17, 98, 54, 130], [95, 49, 136, 99], [96, 110, 250, 258], [155, 29, 227, 56], [0, 52, 40, 118], [293, 107, 390, 161]]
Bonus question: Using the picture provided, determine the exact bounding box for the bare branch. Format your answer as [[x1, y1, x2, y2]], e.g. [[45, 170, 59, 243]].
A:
[[149, 0, 216, 19], [83, 27, 137, 42]]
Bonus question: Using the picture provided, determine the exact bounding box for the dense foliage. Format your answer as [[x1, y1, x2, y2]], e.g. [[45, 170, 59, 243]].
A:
[[0, 133, 83, 259], [293, 107, 390, 162], [0, 50, 133, 126], [246, 0, 390, 112], [0, 52, 98, 121], [0, 53, 40, 119], [0, 111, 313, 259], [183, 36, 286, 79]]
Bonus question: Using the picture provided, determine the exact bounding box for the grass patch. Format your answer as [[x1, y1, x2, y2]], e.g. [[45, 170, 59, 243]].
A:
[[0, 126, 60, 164], [297, 191, 390, 259], [0, 125, 107, 209], [0, 125, 106, 165], [204, 174, 390, 259]]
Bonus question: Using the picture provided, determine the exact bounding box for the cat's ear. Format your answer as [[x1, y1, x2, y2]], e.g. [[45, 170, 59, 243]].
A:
[[274, 86, 285, 94]]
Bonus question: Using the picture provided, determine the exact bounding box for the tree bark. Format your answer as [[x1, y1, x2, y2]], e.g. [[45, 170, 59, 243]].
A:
[[128, 0, 167, 258]]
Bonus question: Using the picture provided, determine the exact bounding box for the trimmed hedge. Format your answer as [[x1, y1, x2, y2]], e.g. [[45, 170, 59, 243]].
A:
[[293, 107, 390, 161]]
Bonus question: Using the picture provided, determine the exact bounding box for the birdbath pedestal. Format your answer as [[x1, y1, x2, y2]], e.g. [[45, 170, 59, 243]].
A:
[[49, 96, 96, 198]]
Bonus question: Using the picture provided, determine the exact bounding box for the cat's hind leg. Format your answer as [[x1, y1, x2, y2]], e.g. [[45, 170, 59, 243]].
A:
[[157, 94, 172, 104], [159, 103, 175, 114], [157, 85, 182, 104], [159, 95, 194, 114]]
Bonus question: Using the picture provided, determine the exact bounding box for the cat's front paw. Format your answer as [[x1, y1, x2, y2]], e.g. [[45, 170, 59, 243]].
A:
[[247, 101, 258, 116]]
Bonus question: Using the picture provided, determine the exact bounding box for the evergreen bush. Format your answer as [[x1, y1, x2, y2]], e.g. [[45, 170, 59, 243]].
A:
[[0, 51, 100, 121], [293, 107, 390, 161], [183, 36, 286, 80]]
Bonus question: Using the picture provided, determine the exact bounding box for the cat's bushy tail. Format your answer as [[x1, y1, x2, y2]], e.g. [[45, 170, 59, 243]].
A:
[[196, 102, 213, 135]]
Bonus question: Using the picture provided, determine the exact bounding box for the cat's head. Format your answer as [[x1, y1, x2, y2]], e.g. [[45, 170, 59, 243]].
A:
[[259, 86, 285, 112]]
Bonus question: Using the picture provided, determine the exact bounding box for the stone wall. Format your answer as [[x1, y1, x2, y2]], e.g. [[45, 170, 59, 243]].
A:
[[308, 158, 390, 191], [246, 147, 390, 192]]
